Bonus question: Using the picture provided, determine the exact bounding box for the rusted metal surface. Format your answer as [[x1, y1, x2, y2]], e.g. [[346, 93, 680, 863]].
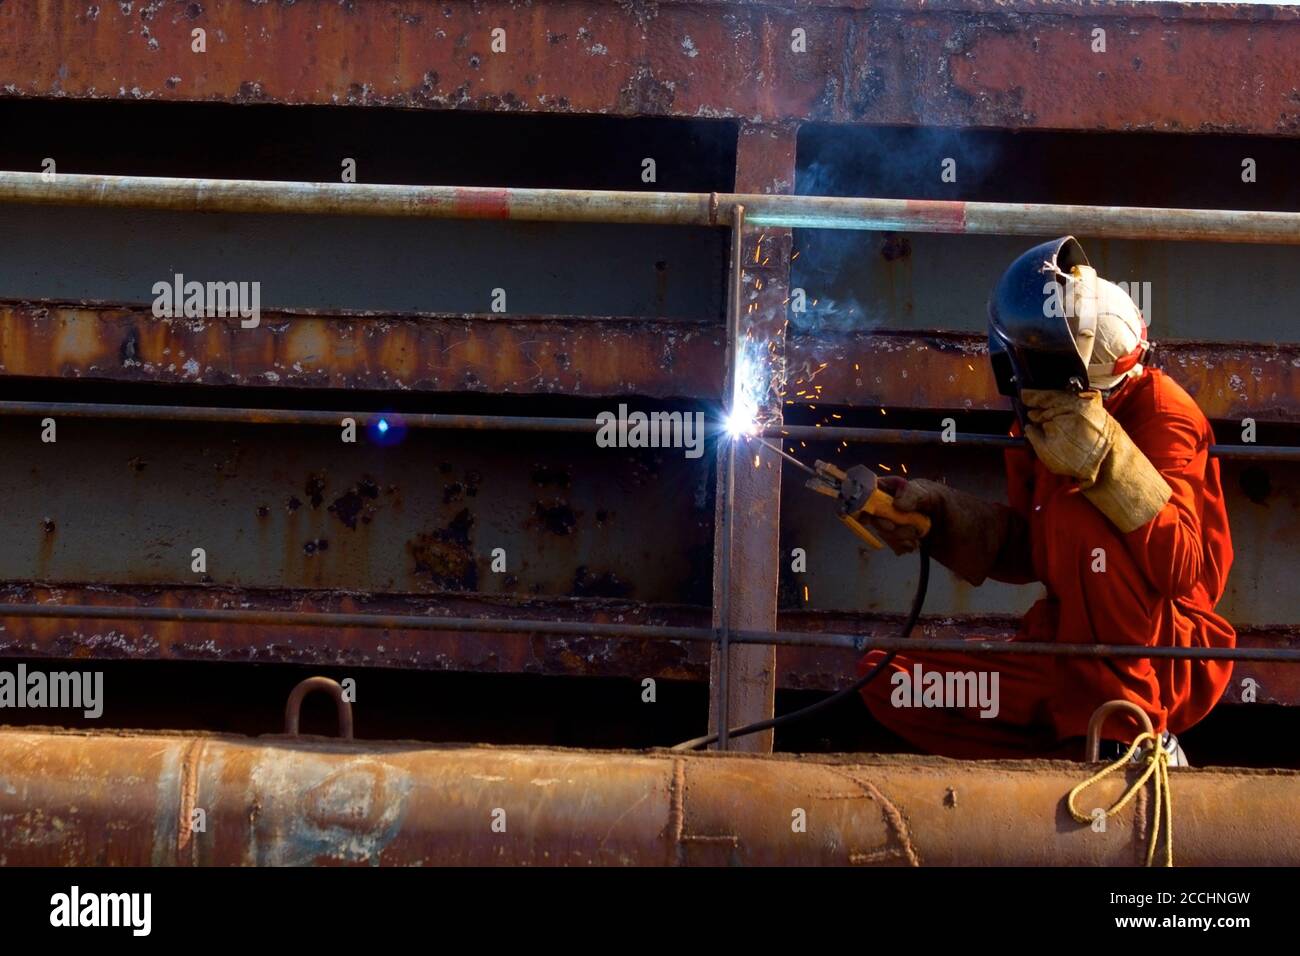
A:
[[3, 600, 1294, 660], [3, 1, 1300, 135], [6, 302, 1295, 425], [2, 728, 1298, 866], [1, 587, 1293, 703], [790, 331, 1300, 422], [5, 171, 1300, 242], [0, 586, 715, 682], [708, 127, 797, 752], [0, 302, 721, 398], [0, 415, 717, 601]]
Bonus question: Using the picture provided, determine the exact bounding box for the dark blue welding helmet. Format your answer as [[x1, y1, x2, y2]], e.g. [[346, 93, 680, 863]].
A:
[[987, 236, 1092, 398]]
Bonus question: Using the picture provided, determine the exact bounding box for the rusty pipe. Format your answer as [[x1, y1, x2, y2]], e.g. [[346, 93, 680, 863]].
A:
[[1, 401, 1293, 462], [1, 602, 1298, 662], [2, 171, 1300, 243], [1, 728, 1297, 866]]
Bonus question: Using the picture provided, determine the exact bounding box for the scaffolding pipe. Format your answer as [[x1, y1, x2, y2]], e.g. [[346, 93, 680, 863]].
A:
[[2, 171, 1300, 243], [1, 603, 1296, 662], [0, 400, 601, 434], [1, 401, 1292, 461]]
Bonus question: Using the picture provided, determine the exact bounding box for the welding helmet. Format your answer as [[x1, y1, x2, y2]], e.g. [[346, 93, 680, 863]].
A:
[[988, 236, 1094, 397]]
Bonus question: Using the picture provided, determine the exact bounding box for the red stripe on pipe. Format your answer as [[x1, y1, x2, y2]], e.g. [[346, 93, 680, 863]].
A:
[[449, 187, 511, 219], [904, 199, 967, 232]]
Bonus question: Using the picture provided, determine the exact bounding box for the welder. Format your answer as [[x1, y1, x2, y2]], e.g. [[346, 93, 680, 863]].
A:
[[858, 237, 1235, 763]]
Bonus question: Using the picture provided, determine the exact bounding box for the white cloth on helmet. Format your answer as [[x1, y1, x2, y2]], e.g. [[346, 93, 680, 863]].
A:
[[1058, 264, 1148, 391]]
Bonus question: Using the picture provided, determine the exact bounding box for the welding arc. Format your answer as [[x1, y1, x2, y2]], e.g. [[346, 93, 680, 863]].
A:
[[671, 542, 930, 751]]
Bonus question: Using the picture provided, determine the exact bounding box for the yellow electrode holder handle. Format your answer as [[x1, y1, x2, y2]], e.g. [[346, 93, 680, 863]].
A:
[[837, 514, 885, 549], [860, 488, 932, 537], [807, 461, 932, 548]]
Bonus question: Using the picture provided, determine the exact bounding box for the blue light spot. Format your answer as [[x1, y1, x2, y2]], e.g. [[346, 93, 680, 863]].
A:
[[377, 419, 390, 434]]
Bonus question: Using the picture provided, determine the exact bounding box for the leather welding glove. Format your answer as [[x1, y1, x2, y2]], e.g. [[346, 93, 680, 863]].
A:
[[1021, 388, 1172, 533], [1020, 389, 1112, 484], [867, 476, 1032, 586]]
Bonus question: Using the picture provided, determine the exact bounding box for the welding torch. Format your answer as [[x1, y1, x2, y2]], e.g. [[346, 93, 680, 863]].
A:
[[757, 441, 932, 549], [672, 438, 933, 751]]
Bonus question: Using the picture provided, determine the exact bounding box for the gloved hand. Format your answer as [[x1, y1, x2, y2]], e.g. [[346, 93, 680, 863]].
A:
[[866, 476, 1031, 585], [1021, 389, 1113, 483], [1020, 387, 1173, 532], [867, 475, 945, 556]]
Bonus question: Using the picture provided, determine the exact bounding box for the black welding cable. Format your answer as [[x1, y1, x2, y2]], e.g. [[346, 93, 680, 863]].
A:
[[670, 540, 931, 752]]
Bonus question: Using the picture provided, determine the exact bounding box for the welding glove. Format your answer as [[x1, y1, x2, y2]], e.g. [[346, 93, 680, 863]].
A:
[[1021, 388, 1172, 533], [868, 476, 1032, 586]]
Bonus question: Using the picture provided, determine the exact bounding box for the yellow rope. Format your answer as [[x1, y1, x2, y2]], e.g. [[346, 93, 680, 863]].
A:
[[1067, 732, 1173, 867]]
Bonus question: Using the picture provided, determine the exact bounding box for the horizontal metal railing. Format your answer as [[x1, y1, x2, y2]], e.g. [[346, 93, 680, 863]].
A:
[[0, 400, 1293, 460], [0, 603, 1294, 663], [2, 171, 1300, 243]]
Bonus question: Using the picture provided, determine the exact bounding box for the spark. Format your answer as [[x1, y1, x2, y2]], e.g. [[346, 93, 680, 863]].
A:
[[792, 251, 800, 260], [802, 585, 809, 603], [878, 463, 892, 472], [901, 463, 909, 474]]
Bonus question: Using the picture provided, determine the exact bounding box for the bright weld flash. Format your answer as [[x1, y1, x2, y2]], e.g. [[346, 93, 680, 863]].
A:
[[724, 348, 764, 439]]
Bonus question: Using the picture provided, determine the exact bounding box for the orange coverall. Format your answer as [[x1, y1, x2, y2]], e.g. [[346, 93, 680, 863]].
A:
[[859, 368, 1235, 758]]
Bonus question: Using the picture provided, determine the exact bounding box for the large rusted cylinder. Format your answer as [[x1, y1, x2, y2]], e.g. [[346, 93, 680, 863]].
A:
[[0, 727, 1295, 866]]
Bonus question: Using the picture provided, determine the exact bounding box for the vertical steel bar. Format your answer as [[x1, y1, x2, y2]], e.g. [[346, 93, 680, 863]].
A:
[[716, 202, 746, 750], [708, 124, 798, 754]]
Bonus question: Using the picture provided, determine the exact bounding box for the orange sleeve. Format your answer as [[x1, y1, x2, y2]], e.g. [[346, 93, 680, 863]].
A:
[[1117, 408, 1211, 599], [1003, 440, 1037, 522], [993, 434, 1038, 584]]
